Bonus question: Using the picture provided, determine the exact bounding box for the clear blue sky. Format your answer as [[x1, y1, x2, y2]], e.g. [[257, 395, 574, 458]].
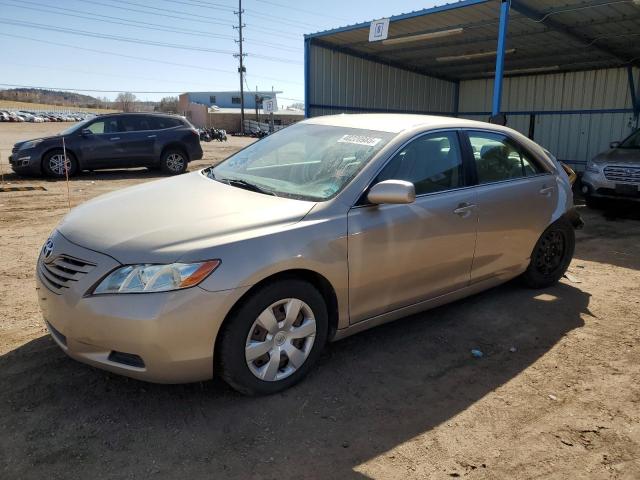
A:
[[0, 0, 442, 106]]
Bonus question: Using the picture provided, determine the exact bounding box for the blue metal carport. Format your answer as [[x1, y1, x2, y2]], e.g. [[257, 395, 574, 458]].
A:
[[304, 0, 640, 169]]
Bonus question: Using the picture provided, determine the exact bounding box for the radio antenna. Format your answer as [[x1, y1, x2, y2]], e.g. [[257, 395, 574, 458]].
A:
[[62, 137, 71, 210]]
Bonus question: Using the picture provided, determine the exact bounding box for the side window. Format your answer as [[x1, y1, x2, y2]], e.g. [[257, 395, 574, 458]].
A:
[[468, 131, 544, 184], [87, 119, 120, 134], [151, 117, 181, 130], [376, 131, 464, 195], [120, 116, 153, 132]]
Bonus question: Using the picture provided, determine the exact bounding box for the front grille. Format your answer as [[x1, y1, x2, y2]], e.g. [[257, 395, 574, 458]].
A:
[[604, 165, 640, 184], [11, 145, 19, 154], [38, 255, 95, 294]]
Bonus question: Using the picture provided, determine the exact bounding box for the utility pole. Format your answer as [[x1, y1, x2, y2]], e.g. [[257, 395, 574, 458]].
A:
[[234, 0, 246, 134]]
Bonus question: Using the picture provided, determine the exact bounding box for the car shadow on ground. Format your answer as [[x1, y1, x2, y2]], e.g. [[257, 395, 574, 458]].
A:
[[0, 281, 589, 479], [571, 200, 640, 271]]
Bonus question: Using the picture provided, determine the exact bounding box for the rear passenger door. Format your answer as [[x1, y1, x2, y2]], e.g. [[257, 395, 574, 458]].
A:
[[463, 130, 558, 283], [116, 116, 157, 165]]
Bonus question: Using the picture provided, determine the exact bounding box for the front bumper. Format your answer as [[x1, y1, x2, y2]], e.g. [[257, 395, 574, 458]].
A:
[[36, 231, 250, 383], [9, 147, 41, 175], [582, 169, 640, 201]]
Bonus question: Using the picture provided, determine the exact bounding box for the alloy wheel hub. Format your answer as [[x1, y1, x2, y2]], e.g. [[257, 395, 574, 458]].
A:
[[245, 298, 316, 382]]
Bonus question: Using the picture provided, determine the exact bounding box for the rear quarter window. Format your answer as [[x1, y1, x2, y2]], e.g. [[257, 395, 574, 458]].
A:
[[151, 117, 182, 130]]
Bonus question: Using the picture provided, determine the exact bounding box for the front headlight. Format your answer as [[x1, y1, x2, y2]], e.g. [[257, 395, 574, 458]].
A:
[[585, 161, 601, 174], [20, 139, 43, 150], [92, 260, 220, 294]]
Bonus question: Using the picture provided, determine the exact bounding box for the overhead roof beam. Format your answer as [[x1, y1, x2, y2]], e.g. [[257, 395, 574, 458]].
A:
[[510, 0, 637, 67]]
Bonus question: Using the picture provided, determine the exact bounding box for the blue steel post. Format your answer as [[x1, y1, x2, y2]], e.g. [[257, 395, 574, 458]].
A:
[[304, 37, 310, 118], [492, 0, 511, 117], [628, 66, 639, 127]]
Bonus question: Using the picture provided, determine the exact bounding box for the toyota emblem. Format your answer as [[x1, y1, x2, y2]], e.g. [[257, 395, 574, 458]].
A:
[[42, 238, 54, 259]]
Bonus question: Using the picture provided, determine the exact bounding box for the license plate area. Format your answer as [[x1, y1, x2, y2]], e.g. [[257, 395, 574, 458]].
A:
[[615, 183, 639, 196]]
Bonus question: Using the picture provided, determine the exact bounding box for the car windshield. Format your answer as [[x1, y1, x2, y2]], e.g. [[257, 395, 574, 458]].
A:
[[619, 129, 640, 149], [59, 118, 93, 135], [205, 123, 395, 201]]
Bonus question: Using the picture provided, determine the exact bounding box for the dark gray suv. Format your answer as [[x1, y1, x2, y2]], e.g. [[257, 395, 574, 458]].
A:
[[9, 113, 203, 177]]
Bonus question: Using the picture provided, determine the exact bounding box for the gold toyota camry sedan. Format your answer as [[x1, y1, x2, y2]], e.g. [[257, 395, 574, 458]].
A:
[[37, 114, 582, 395]]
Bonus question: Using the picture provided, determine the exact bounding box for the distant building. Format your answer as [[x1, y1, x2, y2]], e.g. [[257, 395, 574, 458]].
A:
[[179, 91, 280, 110], [178, 90, 303, 131]]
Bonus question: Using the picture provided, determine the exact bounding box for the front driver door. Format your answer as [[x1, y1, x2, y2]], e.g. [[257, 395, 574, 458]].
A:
[[347, 130, 478, 324], [77, 118, 122, 168]]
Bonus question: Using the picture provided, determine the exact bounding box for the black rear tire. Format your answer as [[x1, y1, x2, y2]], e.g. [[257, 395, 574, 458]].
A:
[[521, 217, 575, 289], [160, 148, 188, 175], [217, 279, 328, 396], [42, 150, 78, 178]]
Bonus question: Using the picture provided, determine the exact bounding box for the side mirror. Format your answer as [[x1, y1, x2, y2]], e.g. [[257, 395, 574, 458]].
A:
[[367, 180, 416, 205], [610, 141, 620, 149], [81, 128, 93, 137]]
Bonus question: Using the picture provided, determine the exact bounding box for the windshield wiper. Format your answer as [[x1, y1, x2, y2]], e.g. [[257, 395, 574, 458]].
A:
[[219, 177, 277, 196]]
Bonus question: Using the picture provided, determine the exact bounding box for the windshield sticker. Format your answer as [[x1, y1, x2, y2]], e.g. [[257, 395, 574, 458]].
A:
[[337, 135, 382, 147]]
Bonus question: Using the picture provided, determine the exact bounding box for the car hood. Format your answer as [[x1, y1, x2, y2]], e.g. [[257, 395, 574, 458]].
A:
[[592, 148, 640, 165], [58, 171, 316, 264], [14, 135, 59, 148]]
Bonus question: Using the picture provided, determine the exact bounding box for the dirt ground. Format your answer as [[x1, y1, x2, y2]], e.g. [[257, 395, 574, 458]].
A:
[[1, 122, 639, 479]]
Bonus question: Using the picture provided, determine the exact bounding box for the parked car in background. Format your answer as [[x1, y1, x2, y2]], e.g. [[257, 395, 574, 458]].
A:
[[582, 129, 640, 206], [10, 112, 203, 177], [36, 114, 581, 395]]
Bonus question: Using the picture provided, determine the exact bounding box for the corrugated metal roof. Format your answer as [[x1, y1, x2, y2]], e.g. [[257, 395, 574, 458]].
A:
[[306, 0, 640, 80]]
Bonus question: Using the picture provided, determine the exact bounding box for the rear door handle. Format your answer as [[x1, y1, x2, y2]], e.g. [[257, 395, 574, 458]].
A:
[[147, 135, 157, 138], [539, 186, 554, 195], [453, 202, 477, 216], [109, 137, 120, 141]]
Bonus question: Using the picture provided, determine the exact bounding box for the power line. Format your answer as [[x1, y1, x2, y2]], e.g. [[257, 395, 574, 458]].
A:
[[0, 32, 304, 85], [0, 18, 238, 55], [1, 18, 302, 63], [76, 0, 234, 27], [98, 0, 235, 22], [254, 0, 351, 22], [0, 1, 235, 41], [0, 83, 187, 93], [157, 0, 236, 12], [3, 0, 302, 44], [2, 1, 300, 51], [2, 61, 219, 87]]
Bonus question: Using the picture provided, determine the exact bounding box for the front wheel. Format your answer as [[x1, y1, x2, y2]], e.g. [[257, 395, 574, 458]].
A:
[[521, 217, 575, 289], [160, 149, 188, 175], [217, 279, 328, 395], [42, 150, 78, 178]]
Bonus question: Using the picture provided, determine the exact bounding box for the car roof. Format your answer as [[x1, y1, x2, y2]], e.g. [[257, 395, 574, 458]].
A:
[[95, 112, 183, 118], [303, 113, 507, 134]]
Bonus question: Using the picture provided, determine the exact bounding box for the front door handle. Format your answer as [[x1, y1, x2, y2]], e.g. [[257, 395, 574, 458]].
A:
[[147, 135, 157, 138], [453, 202, 477, 216], [539, 185, 554, 195], [109, 137, 120, 141]]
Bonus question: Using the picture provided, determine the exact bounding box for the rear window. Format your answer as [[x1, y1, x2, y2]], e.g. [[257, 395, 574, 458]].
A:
[[151, 117, 182, 130]]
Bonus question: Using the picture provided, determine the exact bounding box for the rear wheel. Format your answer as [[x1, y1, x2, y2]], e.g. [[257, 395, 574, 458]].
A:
[[217, 279, 328, 395], [521, 217, 575, 288], [160, 149, 188, 175], [42, 150, 78, 178]]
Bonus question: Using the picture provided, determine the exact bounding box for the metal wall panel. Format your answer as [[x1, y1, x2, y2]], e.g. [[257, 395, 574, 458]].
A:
[[458, 67, 638, 168], [308, 43, 456, 118]]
